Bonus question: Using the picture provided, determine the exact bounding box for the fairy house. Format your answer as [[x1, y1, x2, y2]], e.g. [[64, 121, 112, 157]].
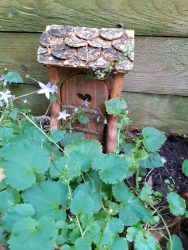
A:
[[37, 25, 134, 152]]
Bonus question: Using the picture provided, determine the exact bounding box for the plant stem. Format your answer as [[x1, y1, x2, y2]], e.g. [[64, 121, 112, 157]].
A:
[[150, 204, 173, 250], [136, 162, 140, 191], [76, 216, 83, 236], [14, 90, 38, 100], [0, 114, 4, 125], [67, 182, 83, 237], [44, 102, 51, 116]]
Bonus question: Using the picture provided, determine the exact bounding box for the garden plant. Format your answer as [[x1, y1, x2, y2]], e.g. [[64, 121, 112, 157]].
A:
[[0, 70, 187, 250]]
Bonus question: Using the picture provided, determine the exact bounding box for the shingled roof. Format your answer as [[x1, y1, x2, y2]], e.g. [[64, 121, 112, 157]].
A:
[[37, 25, 134, 73]]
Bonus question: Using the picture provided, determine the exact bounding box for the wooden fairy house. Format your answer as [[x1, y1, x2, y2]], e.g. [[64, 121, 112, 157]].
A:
[[37, 25, 134, 152]]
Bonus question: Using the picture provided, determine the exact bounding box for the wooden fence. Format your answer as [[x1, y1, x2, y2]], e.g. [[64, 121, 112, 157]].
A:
[[0, 0, 188, 134]]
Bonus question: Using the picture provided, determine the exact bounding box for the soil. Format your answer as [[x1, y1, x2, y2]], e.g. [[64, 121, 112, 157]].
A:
[[151, 135, 188, 196]]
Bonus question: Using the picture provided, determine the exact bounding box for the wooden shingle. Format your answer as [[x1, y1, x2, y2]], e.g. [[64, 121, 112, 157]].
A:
[[38, 25, 134, 73]]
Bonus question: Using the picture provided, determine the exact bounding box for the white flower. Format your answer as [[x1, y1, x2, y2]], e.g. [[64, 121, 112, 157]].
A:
[[104, 119, 108, 124], [74, 107, 79, 112], [37, 82, 58, 99], [82, 99, 90, 108], [0, 168, 5, 181], [51, 85, 58, 94], [57, 110, 70, 120], [96, 116, 100, 123], [0, 75, 9, 86], [0, 90, 14, 104], [22, 99, 28, 104]]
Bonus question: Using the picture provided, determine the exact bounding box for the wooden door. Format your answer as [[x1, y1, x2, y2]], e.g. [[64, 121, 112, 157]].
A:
[[60, 70, 109, 142]]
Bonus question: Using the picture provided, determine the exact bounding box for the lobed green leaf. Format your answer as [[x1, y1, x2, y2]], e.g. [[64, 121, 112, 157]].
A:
[[105, 98, 127, 116], [4, 72, 23, 84], [0, 189, 20, 213], [113, 182, 154, 226], [167, 192, 186, 216], [2, 203, 35, 232], [140, 152, 166, 169], [91, 154, 132, 184], [50, 152, 90, 182], [142, 127, 166, 152], [182, 159, 188, 177], [70, 182, 102, 215], [22, 181, 68, 220], [8, 217, 58, 250], [134, 230, 161, 250], [1, 141, 51, 191], [111, 238, 128, 250], [64, 139, 102, 162], [167, 235, 184, 250]]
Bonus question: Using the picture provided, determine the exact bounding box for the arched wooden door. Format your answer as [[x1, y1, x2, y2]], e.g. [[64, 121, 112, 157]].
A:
[[60, 71, 109, 142]]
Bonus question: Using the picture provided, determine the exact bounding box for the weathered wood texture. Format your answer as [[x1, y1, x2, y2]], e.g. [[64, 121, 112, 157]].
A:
[[123, 92, 188, 135], [1, 33, 188, 96], [0, 0, 188, 36], [11, 86, 188, 134], [60, 71, 108, 142], [106, 73, 125, 153], [11, 84, 49, 115]]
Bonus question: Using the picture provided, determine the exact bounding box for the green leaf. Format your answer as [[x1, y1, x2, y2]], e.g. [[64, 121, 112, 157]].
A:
[[107, 218, 124, 234], [70, 191, 93, 215], [80, 216, 101, 244], [100, 219, 125, 248], [140, 183, 153, 203], [92, 154, 132, 184], [167, 235, 184, 250], [0, 189, 20, 213], [0, 127, 14, 146], [48, 129, 65, 143], [50, 93, 57, 103], [140, 152, 166, 169], [71, 182, 102, 215], [111, 238, 128, 250], [61, 245, 72, 250], [75, 237, 91, 250], [185, 210, 188, 218], [1, 141, 50, 191], [21, 122, 46, 144], [50, 152, 89, 182], [122, 143, 135, 155], [126, 226, 142, 242], [167, 192, 186, 216], [113, 182, 154, 226], [135, 149, 148, 160], [134, 231, 161, 250], [56, 221, 68, 244], [60, 132, 85, 147], [105, 98, 127, 116], [65, 139, 102, 161], [5, 72, 23, 83], [142, 127, 166, 152], [8, 217, 58, 250], [77, 114, 89, 124], [23, 181, 68, 220], [10, 111, 18, 121], [3, 204, 35, 232], [182, 159, 188, 176], [0, 179, 6, 191]]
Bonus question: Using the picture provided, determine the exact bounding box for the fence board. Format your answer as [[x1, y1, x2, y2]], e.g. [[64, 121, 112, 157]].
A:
[[0, 0, 188, 36], [123, 92, 188, 135], [1, 33, 188, 96]]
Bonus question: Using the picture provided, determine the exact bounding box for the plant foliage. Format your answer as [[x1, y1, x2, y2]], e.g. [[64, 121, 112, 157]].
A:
[[0, 72, 186, 250]]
